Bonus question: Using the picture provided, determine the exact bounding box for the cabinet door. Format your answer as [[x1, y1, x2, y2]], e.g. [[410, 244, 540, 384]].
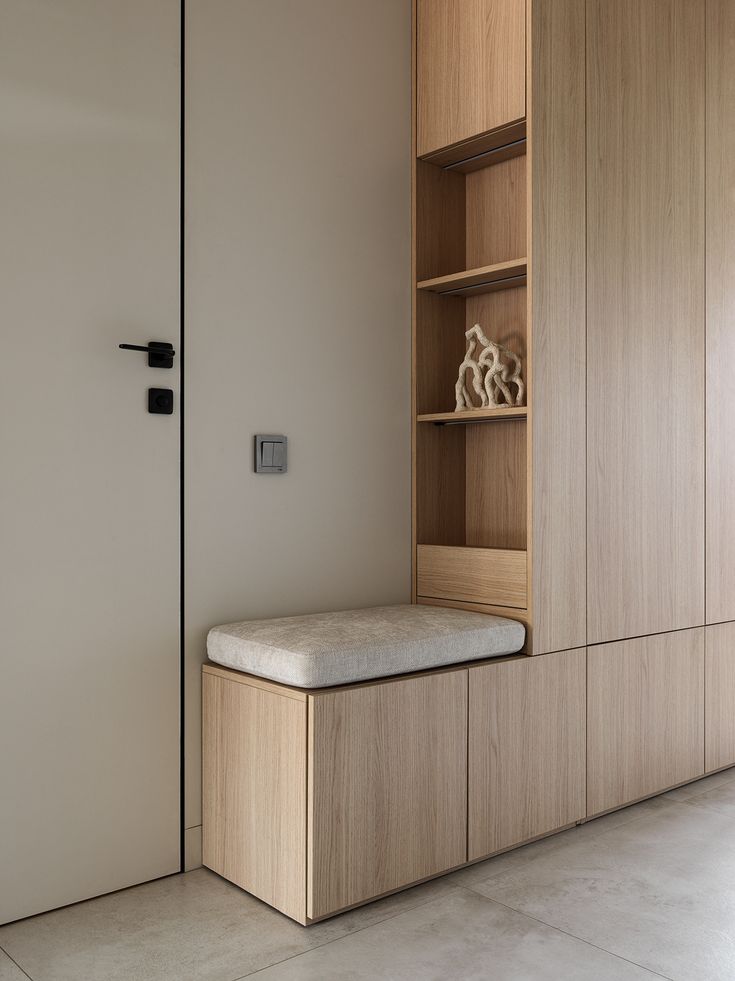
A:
[[469, 650, 586, 861], [706, 623, 735, 773], [706, 0, 735, 624], [307, 670, 467, 920], [586, 0, 705, 644], [417, 0, 525, 157], [587, 630, 704, 816]]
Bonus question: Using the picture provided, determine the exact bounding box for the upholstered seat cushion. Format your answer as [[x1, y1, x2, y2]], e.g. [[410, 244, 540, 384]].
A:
[[206, 604, 525, 688]]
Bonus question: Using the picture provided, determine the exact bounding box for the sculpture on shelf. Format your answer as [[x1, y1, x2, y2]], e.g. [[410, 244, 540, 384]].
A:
[[454, 324, 525, 412]]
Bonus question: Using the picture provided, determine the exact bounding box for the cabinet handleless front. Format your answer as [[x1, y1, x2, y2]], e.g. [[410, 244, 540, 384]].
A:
[[307, 670, 468, 920], [468, 650, 586, 861]]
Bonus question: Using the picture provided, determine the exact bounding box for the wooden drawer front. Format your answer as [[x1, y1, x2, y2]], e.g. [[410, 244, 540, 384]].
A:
[[417, 544, 527, 608], [587, 630, 705, 816], [469, 650, 586, 861], [705, 623, 735, 773], [307, 670, 467, 920]]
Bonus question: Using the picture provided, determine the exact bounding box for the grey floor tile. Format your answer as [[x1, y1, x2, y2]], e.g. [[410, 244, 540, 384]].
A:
[[0, 868, 454, 981], [472, 801, 735, 981], [0, 949, 30, 981], [664, 767, 735, 802], [679, 778, 735, 817], [248, 888, 664, 981]]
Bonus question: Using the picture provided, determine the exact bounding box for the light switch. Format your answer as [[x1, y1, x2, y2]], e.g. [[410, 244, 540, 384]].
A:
[[254, 434, 287, 473]]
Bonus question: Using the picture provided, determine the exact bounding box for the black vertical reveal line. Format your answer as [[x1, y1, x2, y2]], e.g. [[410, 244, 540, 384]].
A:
[[179, 0, 186, 874]]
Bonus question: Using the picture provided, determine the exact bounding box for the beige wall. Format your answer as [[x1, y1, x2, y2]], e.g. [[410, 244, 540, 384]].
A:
[[184, 0, 412, 843]]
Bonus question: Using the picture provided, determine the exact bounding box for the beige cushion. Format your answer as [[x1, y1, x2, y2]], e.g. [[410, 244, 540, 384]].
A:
[[207, 604, 525, 688]]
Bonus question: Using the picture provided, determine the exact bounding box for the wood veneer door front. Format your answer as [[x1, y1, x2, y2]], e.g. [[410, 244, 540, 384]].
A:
[[587, 630, 705, 817], [468, 650, 586, 860], [706, 0, 735, 625], [586, 0, 705, 645], [416, 0, 525, 157], [307, 671, 467, 920], [705, 623, 735, 773]]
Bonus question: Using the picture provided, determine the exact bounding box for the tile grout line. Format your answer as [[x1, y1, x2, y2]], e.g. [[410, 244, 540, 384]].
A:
[[0, 944, 34, 981], [462, 892, 677, 981]]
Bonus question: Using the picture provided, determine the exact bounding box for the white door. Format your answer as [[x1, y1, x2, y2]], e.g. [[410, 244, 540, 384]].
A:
[[0, 1, 180, 923]]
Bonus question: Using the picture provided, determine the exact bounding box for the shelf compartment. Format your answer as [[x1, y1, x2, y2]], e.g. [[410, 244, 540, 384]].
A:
[[417, 545, 527, 609], [417, 406, 527, 425], [417, 259, 526, 297]]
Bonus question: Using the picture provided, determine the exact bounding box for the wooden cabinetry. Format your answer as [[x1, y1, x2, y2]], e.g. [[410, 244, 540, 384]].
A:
[[203, 664, 467, 925], [705, 623, 735, 773], [469, 649, 586, 860], [417, 0, 525, 157], [307, 671, 467, 920], [587, 630, 705, 816], [706, 0, 735, 625], [586, 0, 705, 644]]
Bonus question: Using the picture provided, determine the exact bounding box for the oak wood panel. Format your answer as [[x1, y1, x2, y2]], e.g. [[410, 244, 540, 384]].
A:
[[417, 544, 526, 607], [469, 649, 586, 859], [466, 419, 526, 550], [465, 154, 526, 269], [417, 258, 526, 295], [706, 0, 735, 624], [417, 0, 525, 157], [587, 630, 705, 816], [530, 0, 586, 655], [416, 159, 465, 281], [422, 119, 526, 168], [586, 0, 705, 644], [416, 423, 466, 545], [202, 671, 307, 923], [307, 670, 467, 919], [415, 291, 465, 415], [705, 623, 735, 773], [417, 407, 527, 424]]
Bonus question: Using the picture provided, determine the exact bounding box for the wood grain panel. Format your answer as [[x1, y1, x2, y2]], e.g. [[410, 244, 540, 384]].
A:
[[307, 671, 467, 919], [466, 284, 527, 366], [417, 0, 525, 157], [706, 0, 735, 624], [417, 544, 526, 607], [587, 630, 705, 816], [416, 159, 465, 281], [530, 0, 586, 654], [586, 0, 705, 644], [202, 670, 307, 923], [417, 595, 530, 632], [416, 423, 466, 545], [469, 649, 586, 860], [465, 154, 526, 268], [466, 420, 526, 550], [705, 623, 735, 773]]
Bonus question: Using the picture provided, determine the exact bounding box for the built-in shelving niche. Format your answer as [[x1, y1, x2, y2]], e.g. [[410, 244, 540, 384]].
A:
[[414, 137, 528, 612]]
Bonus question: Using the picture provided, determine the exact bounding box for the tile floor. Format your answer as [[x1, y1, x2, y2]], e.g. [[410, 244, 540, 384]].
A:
[[2, 768, 735, 981]]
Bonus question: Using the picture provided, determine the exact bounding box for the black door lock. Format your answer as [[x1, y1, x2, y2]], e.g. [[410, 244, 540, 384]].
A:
[[148, 388, 174, 415]]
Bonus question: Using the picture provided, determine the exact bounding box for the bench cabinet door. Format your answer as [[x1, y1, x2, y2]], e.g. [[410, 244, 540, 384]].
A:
[[705, 623, 735, 773], [469, 650, 586, 861], [307, 670, 467, 920]]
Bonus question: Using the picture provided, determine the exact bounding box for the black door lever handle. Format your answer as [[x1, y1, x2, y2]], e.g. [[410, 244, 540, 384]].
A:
[[119, 341, 175, 368]]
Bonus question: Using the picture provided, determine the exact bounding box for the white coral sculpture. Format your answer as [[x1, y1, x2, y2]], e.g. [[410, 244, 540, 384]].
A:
[[454, 324, 525, 412]]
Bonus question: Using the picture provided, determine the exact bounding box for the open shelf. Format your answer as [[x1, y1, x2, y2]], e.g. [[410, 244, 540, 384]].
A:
[[420, 119, 526, 170], [417, 406, 527, 425], [417, 259, 526, 297]]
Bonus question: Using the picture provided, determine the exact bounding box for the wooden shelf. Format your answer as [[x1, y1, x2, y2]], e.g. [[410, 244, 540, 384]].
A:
[[417, 406, 527, 426], [417, 259, 527, 297], [420, 119, 527, 170]]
